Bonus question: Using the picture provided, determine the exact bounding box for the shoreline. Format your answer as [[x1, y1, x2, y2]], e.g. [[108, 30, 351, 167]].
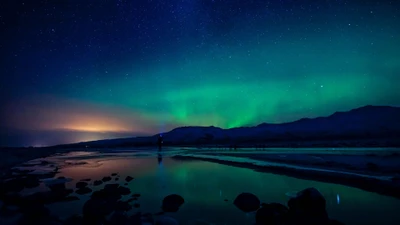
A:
[[172, 154, 400, 199]]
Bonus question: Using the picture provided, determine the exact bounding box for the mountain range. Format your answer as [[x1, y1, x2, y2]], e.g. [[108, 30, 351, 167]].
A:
[[56, 105, 400, 148]]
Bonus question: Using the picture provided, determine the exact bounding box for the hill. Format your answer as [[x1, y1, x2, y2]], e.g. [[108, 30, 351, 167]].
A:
[[54, 105, 400, 148]]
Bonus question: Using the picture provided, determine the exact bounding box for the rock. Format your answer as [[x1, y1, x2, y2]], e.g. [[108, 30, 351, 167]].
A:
[[76, 181, 88, 189], [155, 216, 179, 225], [1, 176, 40, 193], [133, 203, 140, 208], [64, 215, 83, 225], [154, 211, 164, 215], [328, 219, 346, 225], [83, 198, 115, 224], [287, 187, 329, 225], [102, 176, 112, 182], [125, 176, 134, 182], [127, 197, 137, 202], [132, 193, 141, 198], [255, 203, 288, 225], [115, 177, 119, 181], [93, 180, 103, 186], [162, 194, 185, 212], [115, 200, 132, 211], [111, 173, 118, 176], [224, 199, 228, 202], [76, 187, 92, 195], [109, 211, 130, 225], [104, 183, 119, 189], [118, 186, 131, 195], [6, 205, 20, 212], [80, 178, 91, 182], [233, 192, 260, 212]]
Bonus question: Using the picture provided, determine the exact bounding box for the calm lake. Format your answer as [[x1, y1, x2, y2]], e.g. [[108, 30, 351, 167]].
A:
[[18, 150, 400, 225]]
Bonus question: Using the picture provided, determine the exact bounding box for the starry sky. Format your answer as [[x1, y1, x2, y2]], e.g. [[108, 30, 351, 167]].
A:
[[1, 0, 399, 147]]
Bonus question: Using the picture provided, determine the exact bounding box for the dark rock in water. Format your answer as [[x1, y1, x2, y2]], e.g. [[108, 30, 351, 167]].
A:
[[64, 215, 83, 225], [111, 173, 118, 176], [256, 203, 288, 225], [154, 211, 165, 215], [47, 183, 67, 192], [83, 198, 115, 224], [80, 178, 91, 182], [129, 212, 154, 225], [127, 197, 136, 202], [76, 187, 92, 195], [75, 181, 88, 189], [17, 202, 52, 225], [125, 176, 134, 182], [57, 176, 65, 179], [115, 200, 132, 211], [133, 203, 140, 208], [328, 219, 346, 225], [224, 199, 228, 202], [93, 180, 103, 186], [22, 186, 77, 205], [1, 176, 40, 193], [104, 183, 120, 190], [118, 186, 131, 195], [132, 193, 141, 198], [102, 176, 112, 182], [162, 194, 185, 212], [233, 192, 260, 212], [115, 177, 119, 181], [109, 211, 130, 225], [287, 187, 329, 225]]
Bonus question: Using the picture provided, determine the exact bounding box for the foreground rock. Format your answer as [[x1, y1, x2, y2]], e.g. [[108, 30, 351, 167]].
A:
[[82, 183, 132, 223], [102, 176, 112, 182], [1, 176, 40, 193], [125, 176, 134, 182], [256, 203, 288, 225], [76, 187, 92, 195], [162, 194, 185, 212], [287, 187, 329, 225], [93, 180, 103, 186], [75, 181, 88, 189], [233, 192, 260, 212]]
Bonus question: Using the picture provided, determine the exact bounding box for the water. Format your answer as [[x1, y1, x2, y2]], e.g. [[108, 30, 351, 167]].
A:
[[20, 150, 400, 225]]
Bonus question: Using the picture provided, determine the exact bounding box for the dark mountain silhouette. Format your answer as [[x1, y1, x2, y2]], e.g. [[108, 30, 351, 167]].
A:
[[55, 105, 400, 148]]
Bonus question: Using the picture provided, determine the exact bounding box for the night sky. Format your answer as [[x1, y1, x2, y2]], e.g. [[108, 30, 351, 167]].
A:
[[1, 0, 399, 147]]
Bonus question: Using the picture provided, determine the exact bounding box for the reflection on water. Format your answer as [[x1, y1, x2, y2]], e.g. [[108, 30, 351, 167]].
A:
[[43, 152, 400, 225]]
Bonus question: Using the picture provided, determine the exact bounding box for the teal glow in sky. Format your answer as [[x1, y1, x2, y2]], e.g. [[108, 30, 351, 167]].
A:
[[1, 0, 399, 146]]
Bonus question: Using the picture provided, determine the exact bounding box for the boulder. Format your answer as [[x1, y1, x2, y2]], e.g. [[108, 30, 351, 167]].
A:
[[93, 180, 103, 186], [233, 192, 260, 212], [255, 203, 288, 225], [76, 187, 92, 195], [287, 187, 329, 225], [102, 176, 112, 182], [162, 194, 185, 212], [125, 176, 134, 182], [76, 181, 88, 189]]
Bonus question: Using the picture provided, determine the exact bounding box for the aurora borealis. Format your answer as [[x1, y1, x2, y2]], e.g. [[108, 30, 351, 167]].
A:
[[1, 0, 400, 146]]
